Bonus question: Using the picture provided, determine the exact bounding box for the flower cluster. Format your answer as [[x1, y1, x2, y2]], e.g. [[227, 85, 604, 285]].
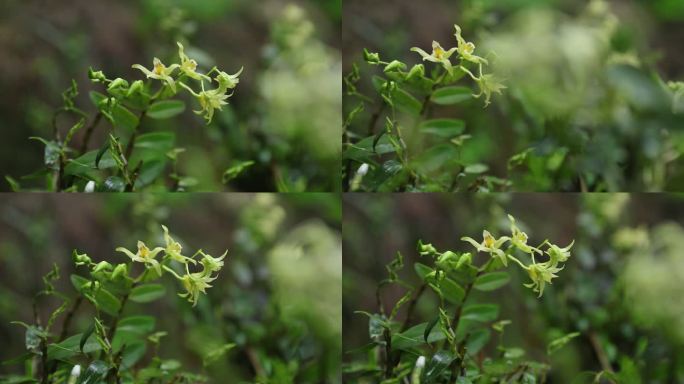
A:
[[116, 225, 227, 306], [411, 25, 505, 106], [461, 214, 573, 297], [132, 42, 242, 123]]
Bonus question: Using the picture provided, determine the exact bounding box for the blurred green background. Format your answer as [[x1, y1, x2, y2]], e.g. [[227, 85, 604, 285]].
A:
[[343, 193, 684, 381], [0, 193, 341, 382], [343, 0, 684, 191], [0, 0, 341, 192]]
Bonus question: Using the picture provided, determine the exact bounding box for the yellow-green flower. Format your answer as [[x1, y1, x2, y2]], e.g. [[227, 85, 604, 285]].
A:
[[508, 215, 541, 255], [179, 82, 230, 124], [177, 42, 210, 81], [199, 250, 227, 276], [116, 241, 163, 275], [454, 24, 487, 65], [132, 58, 179, 92], [164, 265, 217, 307], [462, 230, 510, 266], [411, 41, 457, 73], [545, 241, 574, 267], [161, 225, 195, 264], [524, 262, 563, 297], [215, 68, 243, 92], [474, 73, 506, 107]]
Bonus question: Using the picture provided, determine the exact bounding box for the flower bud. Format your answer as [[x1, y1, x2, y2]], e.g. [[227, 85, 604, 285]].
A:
[[406, 64, 425, 81], [417, 240, 437, 257], [88, 68, 107, 83], [384, 60, 406, 73], [92, 261, 113, 274], [111, 263, 128, 279], [72, 251, 92, 266], [363, 49, 380, 65]]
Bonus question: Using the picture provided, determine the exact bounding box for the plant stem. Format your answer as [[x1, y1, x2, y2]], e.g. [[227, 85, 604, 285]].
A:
[[79, 112, 103, 155], [588, 331, 613, 373], [58, 296, 83, 342], [449, 258, 493, 381], [400, 283, 427, 332], [124, 110, 147, 160]]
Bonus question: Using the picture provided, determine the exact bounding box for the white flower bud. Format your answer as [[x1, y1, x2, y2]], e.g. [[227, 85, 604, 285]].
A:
[[84, 180, 95, 193]]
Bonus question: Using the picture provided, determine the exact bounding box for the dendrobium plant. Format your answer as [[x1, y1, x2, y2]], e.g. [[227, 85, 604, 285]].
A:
[[116, 225, 227, 306], [133, 42, 243, 123], [462, 214, 573, 297], [4, 225, 231, 383], [347, 213, 577, 382], [10, 40, 245, 192]]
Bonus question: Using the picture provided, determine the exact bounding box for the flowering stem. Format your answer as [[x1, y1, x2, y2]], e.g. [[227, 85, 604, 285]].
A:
[[449, 257, 494, 382], [79, 112, 103, 155], [124, 110, 147, 160]]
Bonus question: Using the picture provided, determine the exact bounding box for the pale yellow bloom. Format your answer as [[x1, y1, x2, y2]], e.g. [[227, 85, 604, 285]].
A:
[[462, 230, 510, 266], [161, 225, 195, 264], [177, 42, 210, 81], [116, 241, 164, 275], [411, 41, 457, 73], [132, 58, 179, 92]]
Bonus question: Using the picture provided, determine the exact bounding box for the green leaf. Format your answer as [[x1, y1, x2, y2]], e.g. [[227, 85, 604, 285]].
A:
[[414, 262, 433, 280], [116, 316, 156, 335], [92, 288, 121, 316], [422, 351, 455, 383], [392, 322, 446, 350], [112, 105, 139, 132], [203, 343, 236, 367], [89, 91, 107, 108], [431, 86, 472, 105], [76, 360, 109, 384], [101, 176, 125, 192], [413, 144, 460, 174], [461, 304, 499, 322], [48, 333, 102, 360], [222, 161, 255, 184], [134, 132, 175, 153], [80, 323, 95, 353], [70, 274, 90, 292], [474, 272, 511, 291], [423, 316, 439, 344], [24, 325, 44, 353], [464, 163, 489, 174], [419, 119, 466, 138], [130, 284, 166, 303], [391, 88, 422, 116], [439, 278, 465, 304], [547, 332, 581, 355], [29, 137, 61, 171], [344, 135, 396, 163], [147, 100, 186, 119], [121, 342, 146, 369], [466, 328, 491, 355]]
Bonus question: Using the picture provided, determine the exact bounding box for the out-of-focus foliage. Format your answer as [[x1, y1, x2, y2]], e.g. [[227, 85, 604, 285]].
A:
[[343, 0, 684, 191], [0, 0, 341, 192], [343, 193, 684, 382], [0, 193, 342, 383]]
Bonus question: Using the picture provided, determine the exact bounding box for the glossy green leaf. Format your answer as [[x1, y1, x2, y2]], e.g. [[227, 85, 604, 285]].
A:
[[112, 105, 139, 132], [422, 351, 454, 383], [474, 272, 511, 291], [392, 322, 446, 350], [76, 360, 109, 384], [420, 119, 466, 138], [47, 333, 102, 360], [461, 304, 499, 322], [129, 284, 166, 303], [414, 262, 433, 280], [431, 86, 472, 105], [440, 278, 465, 304], [464, 163, 489, 174], [392, 88, 422, 115], [223, 161, 255, 184], [147, 100, 186, 119]]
